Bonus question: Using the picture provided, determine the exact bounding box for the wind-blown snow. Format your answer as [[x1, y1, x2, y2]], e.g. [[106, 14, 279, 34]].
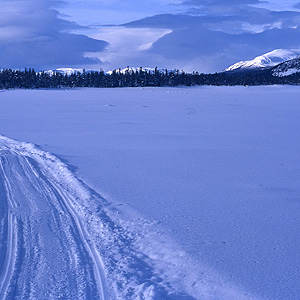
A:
[[225, 49, 300, 71], [1, 86, 300, 299]]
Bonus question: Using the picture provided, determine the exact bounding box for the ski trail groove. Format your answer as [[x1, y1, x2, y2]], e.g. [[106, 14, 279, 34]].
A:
[[0, 134, 256, 300], [0, 157, 18, 299], [0, 138, 109, 300]]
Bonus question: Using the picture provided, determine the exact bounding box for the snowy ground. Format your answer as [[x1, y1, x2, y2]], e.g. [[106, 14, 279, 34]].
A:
[[0, 86, 300, 299]]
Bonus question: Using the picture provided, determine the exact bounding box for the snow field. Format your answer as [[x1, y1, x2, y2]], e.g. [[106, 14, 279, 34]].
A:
[[0, 86, 300, 299]]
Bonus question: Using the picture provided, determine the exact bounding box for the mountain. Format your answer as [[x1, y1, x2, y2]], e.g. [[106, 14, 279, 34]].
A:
[[106, 67, 156, 75], [44, 68, 84, 76], [106, 67, 182, 75], [272, 57, 300, 77], [45, 67, 169, 76], [225, 49, 300, 72]]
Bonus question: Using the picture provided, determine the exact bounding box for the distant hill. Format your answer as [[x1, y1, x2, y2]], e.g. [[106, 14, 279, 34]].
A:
[[225, 49, 300, 72], [44, 68, 84, 76], [44, 67, 173, 76], [2, 52, 300, 89], [272, 57, 300, 77]]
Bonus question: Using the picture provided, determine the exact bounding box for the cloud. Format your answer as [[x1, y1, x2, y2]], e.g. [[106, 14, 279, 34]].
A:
[[121, 1, 300, 72], [2, 0, 299, 72], [182, 0, 264, 9], [0, 0, 107, 70], [181, 0, 266, 15], [59, 0, 183, 26], [294, 2, 300, 9], [83, 26, 173, 71], [183, 0, 263, 6]]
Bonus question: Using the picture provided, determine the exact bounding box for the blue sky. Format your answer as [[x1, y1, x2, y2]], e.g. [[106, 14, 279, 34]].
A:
[[1, 0, 300, 71]]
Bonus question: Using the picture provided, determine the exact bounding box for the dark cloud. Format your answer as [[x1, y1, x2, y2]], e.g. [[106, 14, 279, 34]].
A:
[[181, 0, 267, 14], [0, 0, 107, 70], [123, 0, 300, 72], [2, 0, 299, 72], [125, 9, 300, 30], [149, 23, 300, 70], [294, 2, 300, 9], [183, 0, 264, 6]]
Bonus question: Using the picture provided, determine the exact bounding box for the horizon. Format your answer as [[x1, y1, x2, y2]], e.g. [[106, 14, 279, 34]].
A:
[[1, 0, 300, 72], [2, 47, 300, 75]]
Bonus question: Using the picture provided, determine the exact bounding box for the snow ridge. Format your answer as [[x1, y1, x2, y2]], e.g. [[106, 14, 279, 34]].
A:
[[106, 67, 157, 75], [43, 68, 84, 76], [225, 49, 300, 72], [43, 67, 177, 76], [0, 135, 256, 300], [272, 57, 300, 77]]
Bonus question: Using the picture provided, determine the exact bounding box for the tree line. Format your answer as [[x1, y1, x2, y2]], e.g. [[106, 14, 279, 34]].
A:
[[0, 67, 299, 89]]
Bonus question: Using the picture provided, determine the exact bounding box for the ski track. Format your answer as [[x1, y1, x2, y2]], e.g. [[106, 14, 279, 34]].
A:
[[0, 135, 255, 300]]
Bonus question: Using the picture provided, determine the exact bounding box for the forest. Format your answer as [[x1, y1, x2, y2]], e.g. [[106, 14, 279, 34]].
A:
[[0, 67, 299, 89]]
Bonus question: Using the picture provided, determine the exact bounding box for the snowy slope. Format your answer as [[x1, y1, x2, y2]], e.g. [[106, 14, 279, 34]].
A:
[[225, 49, 300, 71], [1, 87, 300, 300], [106, 67, 156, 75], [44, 67, 168, 76], [44, 68, 84, 76], [272, 57, 300, 77], [106, 67, 177, 75]]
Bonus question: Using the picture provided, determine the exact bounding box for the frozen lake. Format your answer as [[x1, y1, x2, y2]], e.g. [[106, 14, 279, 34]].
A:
[[0, 86, 300, 299]]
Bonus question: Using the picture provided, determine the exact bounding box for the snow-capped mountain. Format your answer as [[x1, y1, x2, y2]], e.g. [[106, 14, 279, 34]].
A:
[[272, 57, 300, 77], [44, 68, 84, 76], [106, 67, 177, 75], [44, 67, 168, 76], [106, 67, 156, 75], [225, 49, 300, 72]]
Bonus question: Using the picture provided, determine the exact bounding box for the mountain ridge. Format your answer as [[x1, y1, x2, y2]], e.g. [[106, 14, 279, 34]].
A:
[[271, 57, 300, 77], [225, 49, 300, 72]]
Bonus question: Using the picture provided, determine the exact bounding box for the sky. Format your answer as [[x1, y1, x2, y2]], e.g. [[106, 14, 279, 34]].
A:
[[1, 0, 300, 72]]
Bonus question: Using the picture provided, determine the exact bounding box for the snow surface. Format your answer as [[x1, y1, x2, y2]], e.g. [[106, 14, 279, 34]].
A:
[[1, 86, 300, 299], [43, 66, 171, 76], [106, 67, 157, 75], [225, 49, 300, 71], [272, 57, 300, 77], [44, 68, 85, 76], [273, 68, 300, 77]]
